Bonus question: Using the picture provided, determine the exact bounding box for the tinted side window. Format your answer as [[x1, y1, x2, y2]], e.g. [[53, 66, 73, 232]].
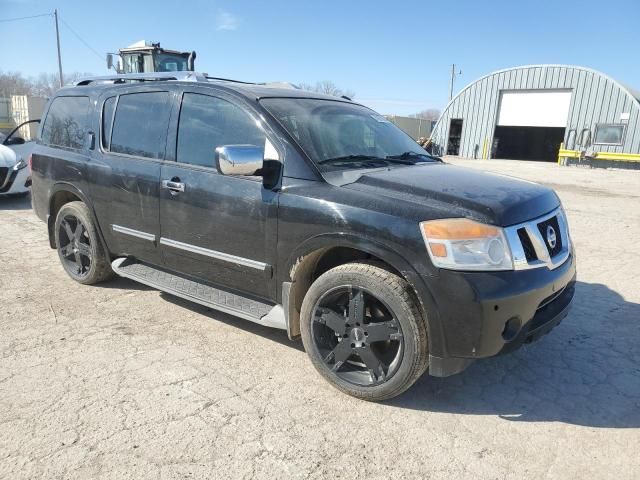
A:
[[176, 93, 265, 168], [42, 96, 90, 149], [110, 92, 170, 159], [101, 96, 116, 149]]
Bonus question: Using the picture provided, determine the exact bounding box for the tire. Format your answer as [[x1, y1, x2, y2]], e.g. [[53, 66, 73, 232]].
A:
[[300, 262, 428, 401], [54, 201, 114, 285]]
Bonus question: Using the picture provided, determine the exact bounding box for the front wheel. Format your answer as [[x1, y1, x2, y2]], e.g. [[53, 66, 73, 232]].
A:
[[300, 262, 428, 401]]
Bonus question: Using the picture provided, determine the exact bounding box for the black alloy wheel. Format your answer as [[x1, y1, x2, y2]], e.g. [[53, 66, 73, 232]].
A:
[[300, 262, 429, 401], [54, 201, 114, 285], [312, 286, 404, 386], [58, 214, 92, 278]]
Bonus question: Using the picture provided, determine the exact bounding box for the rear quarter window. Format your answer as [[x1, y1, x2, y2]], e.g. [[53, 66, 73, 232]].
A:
[[101, 96, 117, 149], [41, 96, 90, 149]]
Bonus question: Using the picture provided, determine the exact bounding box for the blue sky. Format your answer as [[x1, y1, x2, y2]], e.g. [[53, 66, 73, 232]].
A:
[[2, 0, 639, 115]]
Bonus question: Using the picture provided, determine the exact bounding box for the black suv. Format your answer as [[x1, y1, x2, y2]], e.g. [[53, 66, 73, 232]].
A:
[[31, 72, 576, 401]]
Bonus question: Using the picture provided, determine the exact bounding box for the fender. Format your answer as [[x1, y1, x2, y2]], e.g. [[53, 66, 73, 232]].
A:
[[284, 232, 418, 283], [282, 232, 447, 356], [47, 181, 110, 256]]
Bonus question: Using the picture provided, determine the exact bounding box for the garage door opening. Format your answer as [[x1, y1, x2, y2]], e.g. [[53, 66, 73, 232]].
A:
[[493, 90, 571, 162], [446, 119, 463, 155], [493, 126, 565, 162]]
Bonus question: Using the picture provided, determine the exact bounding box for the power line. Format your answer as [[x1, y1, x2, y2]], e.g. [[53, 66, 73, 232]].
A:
[[58, 16, 104, 63], [0, 12, 52, 23], [1, 10, 105, 64]]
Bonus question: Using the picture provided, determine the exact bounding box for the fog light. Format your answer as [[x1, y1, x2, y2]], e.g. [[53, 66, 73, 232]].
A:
[[502, 317, 521, 342]]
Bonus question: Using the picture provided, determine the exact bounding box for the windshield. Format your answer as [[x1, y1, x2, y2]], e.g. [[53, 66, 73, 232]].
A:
[[260, 98, 435, 171], [154, 53, 189, 72]]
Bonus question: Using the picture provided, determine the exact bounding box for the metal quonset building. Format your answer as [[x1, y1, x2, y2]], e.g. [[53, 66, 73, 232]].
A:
[[430, 65, 640, 166]]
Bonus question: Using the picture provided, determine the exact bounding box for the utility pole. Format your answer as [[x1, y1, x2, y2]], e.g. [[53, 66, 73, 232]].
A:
[[54, 9, 63, 88], [449, 64, 462, 100]]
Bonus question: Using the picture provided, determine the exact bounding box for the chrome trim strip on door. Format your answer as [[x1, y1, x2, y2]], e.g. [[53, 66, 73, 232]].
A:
[[159, 237, 267, 271], [111, 224, 156, 242]]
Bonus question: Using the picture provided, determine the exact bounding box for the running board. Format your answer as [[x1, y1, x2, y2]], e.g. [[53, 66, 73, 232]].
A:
[[111, 258, 286, 330]]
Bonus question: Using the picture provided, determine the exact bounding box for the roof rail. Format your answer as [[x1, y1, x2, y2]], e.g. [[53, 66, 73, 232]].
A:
[[205, 76, 259, 85], [74, 72, 302, 91], [75, 71, 209, 86]]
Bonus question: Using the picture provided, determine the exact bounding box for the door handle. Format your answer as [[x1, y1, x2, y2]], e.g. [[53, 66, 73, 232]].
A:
[[161, 179, 185, 194]]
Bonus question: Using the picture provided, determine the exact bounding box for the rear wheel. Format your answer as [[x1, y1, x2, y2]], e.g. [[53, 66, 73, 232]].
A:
[[300, 262, 428, 401], [54, 201, 113, 285]]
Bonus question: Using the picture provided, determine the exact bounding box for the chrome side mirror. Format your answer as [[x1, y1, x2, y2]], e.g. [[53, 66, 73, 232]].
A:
[[216, 145, 264, 176]]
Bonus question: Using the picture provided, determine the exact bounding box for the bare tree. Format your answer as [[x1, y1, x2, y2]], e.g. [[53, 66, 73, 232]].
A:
[[0, 71, 33, 97], [298, 80, 355, 99], [0, 71, 94, 99], [31, 72, 93, 98], [30, 73, 60, 98], [410, 108, 441, 121]]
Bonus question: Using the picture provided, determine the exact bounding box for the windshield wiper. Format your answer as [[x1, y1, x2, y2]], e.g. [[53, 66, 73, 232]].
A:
[[318, 154, 423, 168], [317, 154, 384, 165], [386, 151, 440, 162]]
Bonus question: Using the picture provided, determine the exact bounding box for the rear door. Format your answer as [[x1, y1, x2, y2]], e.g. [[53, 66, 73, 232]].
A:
[[88, 88, 174, 264], [158, 89, 278, 300]]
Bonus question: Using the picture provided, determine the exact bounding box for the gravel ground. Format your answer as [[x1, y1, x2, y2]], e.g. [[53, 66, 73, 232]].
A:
[[1, 159, 639, 479]]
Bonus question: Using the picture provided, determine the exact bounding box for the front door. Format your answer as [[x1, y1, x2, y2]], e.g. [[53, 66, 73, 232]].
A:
[[159, 91, 277, 300]]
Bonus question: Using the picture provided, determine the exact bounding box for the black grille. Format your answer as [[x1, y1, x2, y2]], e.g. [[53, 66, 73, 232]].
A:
[[517, 228, 537, 261], [0, 167, 8, 186], [537, 216, 563, 257]]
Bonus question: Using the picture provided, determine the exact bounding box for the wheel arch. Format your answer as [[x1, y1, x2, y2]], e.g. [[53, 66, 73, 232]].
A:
[[47, 183, 109, 255], [283, 234, 439, 349]]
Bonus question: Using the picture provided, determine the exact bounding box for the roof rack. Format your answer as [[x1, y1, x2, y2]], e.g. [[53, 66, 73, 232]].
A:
[[74, 72, 301, 91], [75, 71, 209, 86]]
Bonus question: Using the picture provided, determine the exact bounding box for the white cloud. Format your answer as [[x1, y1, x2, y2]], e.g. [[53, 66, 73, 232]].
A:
[[216, 10, 239, 31]]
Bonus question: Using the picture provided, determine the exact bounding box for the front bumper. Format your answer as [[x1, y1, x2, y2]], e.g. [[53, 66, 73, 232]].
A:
[[0, 164, 30, 195], [423, 250, 576, 377]]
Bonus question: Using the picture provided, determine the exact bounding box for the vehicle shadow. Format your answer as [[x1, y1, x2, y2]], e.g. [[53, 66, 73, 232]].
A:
[[0, 193, 32, 211], [388, 280, 640, 428], [159, 293, 304, 352], [98, 276, 153, 291]]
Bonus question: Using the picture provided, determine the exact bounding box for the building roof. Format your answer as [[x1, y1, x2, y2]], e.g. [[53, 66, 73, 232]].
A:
[[623, 85, 640, 103], [445, 64, 640, 112]]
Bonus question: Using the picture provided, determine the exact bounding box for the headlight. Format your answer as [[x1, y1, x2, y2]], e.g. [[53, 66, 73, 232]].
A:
[[13, 158, 28, 170], [420, 218, 513, 271]]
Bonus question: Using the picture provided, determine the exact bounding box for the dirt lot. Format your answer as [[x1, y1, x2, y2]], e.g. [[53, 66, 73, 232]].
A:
[[1, 159, 639, 479]]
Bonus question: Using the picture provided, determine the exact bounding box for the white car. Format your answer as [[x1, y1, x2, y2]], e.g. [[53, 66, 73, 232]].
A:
[[1, 120, 37, 196], [0, 142, 31, 196]]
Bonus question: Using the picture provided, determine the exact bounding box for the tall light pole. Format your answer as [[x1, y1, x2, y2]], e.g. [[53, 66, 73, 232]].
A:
[[449, 64, 462, 100], [54, 9, 63, 88]]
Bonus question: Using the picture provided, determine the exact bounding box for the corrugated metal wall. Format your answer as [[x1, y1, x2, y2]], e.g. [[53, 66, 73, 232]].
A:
[[430, 65, 640, 158]]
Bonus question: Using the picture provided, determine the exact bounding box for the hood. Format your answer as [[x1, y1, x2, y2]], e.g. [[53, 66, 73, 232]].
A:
[[342, 163, 559, 226], [0, 144, 17, 168]]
